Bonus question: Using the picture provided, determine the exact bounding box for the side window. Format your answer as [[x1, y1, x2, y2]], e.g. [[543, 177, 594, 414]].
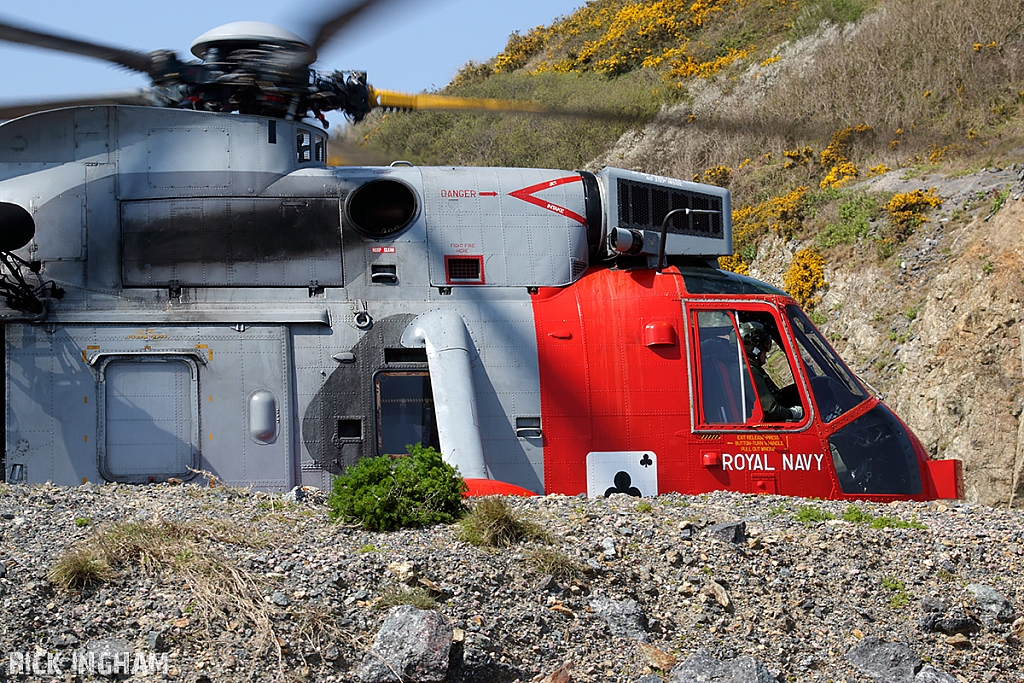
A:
[[693, 308, 806, 426], [695, 310, 756, 425], [374, 371, 441, 455], [297, 132, 313, 163]]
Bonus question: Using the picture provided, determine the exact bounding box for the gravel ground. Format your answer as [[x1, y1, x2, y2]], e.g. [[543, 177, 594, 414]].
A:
[[0, 482, 1021, 682]]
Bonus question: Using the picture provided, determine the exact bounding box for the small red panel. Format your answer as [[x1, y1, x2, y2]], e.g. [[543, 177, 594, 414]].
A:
[[925, 459, 964, 500]]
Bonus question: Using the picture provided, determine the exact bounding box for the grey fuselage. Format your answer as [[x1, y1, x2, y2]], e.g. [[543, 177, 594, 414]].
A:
[[0, 105, 732, 492]]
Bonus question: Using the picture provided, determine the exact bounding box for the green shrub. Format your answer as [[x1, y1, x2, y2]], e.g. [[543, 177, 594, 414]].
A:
[[328, 444, 467, 532]]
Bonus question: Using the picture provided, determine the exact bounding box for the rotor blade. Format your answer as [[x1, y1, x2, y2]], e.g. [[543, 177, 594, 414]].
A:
[[369, 88, 645, 123], [308, 0, 392, 53], [0, 17, 154, 74], [0, 91, 153, 121], [370, 88, 547, 115]]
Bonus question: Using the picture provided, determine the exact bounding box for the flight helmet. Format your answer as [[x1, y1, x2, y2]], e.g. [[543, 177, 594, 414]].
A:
[[739, 321, 771, 357]]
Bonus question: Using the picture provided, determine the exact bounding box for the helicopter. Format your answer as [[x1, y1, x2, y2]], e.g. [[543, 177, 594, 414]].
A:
[[0, 1, 963, 501]]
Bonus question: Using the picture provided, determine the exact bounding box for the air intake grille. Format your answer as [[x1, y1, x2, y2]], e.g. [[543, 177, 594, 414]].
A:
[[445, 255, 484, 284], [617, 178, 724, 238]]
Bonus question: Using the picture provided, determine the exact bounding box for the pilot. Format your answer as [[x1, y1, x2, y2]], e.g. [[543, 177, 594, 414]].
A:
[[739, 321, 804, 422]]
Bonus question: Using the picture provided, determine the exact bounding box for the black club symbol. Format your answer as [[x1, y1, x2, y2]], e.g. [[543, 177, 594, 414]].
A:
[[605, 471, 642, 497], [639, 454, 653, 468]]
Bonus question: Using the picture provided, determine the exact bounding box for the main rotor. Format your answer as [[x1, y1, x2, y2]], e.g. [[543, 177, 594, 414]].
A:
[[0, 1, 548, 126]]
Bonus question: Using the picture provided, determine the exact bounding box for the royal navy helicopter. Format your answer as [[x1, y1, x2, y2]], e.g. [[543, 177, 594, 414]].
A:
[[0, 1, 962, 501]]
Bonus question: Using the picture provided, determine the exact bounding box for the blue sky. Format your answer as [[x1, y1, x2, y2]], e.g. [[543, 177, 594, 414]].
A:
[[0, 0, 584, 128]]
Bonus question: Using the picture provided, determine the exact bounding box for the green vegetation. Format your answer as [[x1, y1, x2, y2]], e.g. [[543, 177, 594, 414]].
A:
[[327, 444, 467, 532], [815, 193, 884, 248], [637, 501, 654, 513], [882, 576, 911, 608], [790, 0, 877, 38], [870, 514, 926, 530], [354, 71, 661, 169], [840, 504, 874, 523], [457, 496, 550, 547], [840, 504, 926, 529], [794, 504, 835, 524], [74, 516, 92, 527], [990, 187, 1010, 215]]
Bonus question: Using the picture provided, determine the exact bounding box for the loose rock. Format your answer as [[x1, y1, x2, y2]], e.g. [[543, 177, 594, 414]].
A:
[[358, 606, 452, 683]]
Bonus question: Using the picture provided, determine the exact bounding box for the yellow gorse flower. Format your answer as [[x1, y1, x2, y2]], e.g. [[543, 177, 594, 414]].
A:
[[718, 253, 749, 275], [783, 248, 827, 308], [884, 188, 942, 233], [819, 125, 871, 189]]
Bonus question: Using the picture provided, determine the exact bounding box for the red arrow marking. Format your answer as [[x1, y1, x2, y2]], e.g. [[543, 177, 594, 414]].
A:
[[479, 191, 498, 197], [508, 175, 586, 225]]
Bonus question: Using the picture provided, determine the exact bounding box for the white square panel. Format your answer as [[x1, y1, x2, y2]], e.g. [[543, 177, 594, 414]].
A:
[[586, 451, 658, 498]]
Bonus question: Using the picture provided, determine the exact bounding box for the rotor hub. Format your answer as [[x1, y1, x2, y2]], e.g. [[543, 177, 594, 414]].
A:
[[190, 21, 315, 63]]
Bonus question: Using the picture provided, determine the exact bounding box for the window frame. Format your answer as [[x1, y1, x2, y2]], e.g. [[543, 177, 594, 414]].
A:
[[686, 300, 812, 432]]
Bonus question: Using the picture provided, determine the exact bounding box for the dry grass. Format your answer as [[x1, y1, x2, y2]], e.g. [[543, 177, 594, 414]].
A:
[[682, 0, 1024, 198], [524, 548, 589, 583], [373, 586, 439, 611], [49, 519, 281, 664], [457, 496, 551, 548], [47, 547, 116, 591]]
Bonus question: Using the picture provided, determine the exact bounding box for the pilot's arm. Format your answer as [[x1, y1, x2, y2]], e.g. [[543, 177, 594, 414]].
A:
[[750, 363, 803, 422]]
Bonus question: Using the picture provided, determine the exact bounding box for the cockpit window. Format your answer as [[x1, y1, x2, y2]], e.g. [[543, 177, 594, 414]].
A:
[[679, 267, 786, 296], [786, 305, 868, 422], [693, 308, 805, 426], [829, 404, 922, 495]]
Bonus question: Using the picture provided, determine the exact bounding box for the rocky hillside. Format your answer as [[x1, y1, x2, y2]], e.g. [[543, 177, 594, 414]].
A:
[[821, 169, 1024, 508], [0, 483, 1022, 682], [723, 166, 1024, 508]]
